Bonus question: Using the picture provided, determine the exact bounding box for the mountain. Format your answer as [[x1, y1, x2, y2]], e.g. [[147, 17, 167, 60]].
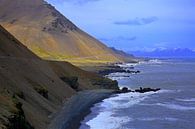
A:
[[0, 0, 134, 65], [129, 48, 195, 58], [0, 25, 118, 129]]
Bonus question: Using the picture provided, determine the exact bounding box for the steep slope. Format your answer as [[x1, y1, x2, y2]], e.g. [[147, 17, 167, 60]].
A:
[[0, 0, 133, 64], [0, 24, 75, 129], [0, 25, 118, 129], [110, 47, 138, 63]]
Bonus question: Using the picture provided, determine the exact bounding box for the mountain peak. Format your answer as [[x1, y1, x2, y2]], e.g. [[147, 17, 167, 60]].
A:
[[0, 0, 77, 33], [42, 2, 78, 33], [0, 0, 134, 64]]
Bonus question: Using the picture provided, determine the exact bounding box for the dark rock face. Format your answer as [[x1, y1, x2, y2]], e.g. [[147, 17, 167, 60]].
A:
[[114, 87, 131, 93], [121, 87, 130, 93], [135, 87, 161, 93], [98, 65, 140, 76], [6, 100, 34, 129], [117, 87, 161, 94], [43, 2, 77, 33], [60, 76, 79, 90]]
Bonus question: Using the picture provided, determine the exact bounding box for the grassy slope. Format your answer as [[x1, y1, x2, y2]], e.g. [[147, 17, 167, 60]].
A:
[[0, 0, 134, 64], [0, 25, 118, 129]]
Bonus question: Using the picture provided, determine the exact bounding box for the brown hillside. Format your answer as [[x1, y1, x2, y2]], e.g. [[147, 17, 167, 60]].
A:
[[0, 25, 118, 129], [0, 0, 134, 64]]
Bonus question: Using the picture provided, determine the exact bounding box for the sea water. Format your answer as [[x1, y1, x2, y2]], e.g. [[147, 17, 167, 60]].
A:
[[80, 58, 195, 129]]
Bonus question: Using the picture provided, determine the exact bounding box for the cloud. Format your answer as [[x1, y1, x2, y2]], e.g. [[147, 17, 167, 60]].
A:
[[114, 17, 158, 26]]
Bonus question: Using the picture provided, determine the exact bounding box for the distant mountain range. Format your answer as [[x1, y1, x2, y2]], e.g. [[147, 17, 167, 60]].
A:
[[128, 48, 195, 58]]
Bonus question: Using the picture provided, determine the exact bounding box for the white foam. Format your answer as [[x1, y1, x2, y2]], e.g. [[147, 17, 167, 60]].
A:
[[117, 63, 138, 68], [106, 76, 129, 80], [137, 117, 179, 122], [106, 72, 130, 77], [149, 59, 163, 64], [106, 72, 131, 80], [83, 91, 159, 129], [102, 92, 157, 109], [141, 102, 195, 111], [86, 111, 131, 129], [158, 89, 180, 94], [139, 59, 164, 65], [176, 98, 195, 102], [156, 103, 195, 111]]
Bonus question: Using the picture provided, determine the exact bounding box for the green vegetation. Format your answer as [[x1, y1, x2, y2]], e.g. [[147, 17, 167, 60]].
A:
[[91, 78, 119, 90], [31, 46, 52, 59]]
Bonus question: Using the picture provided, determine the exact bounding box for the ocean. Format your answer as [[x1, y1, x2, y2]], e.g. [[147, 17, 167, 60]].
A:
[[80, 58, 195, 129]]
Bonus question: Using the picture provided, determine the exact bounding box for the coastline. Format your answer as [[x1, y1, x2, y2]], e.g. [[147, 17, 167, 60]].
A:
[[48, 89, 115, 129], [48, 63, 138, 129]]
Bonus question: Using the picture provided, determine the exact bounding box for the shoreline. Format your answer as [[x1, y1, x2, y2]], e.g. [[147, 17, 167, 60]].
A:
[[48, 63, 142, 129], [48, 64, 124, 129], [80, 63, 140, 77], [48, 90, 115, 129]]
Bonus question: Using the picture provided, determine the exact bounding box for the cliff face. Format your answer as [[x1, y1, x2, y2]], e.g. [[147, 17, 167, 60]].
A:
[[0, 25, 118, 129], [0, 0, 134, 64]]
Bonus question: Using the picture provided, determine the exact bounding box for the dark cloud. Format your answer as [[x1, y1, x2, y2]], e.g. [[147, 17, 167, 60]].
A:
[[114, 17, 158, 26]]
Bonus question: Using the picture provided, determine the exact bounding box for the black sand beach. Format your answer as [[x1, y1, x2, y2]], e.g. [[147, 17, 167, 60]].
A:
[[48, 90, 115, 129]]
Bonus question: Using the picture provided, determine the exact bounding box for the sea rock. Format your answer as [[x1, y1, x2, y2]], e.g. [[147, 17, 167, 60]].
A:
[[135, 87, 161, 93], [114, 87, 131, 93], [121, 87, 129, 93], [126, 70, 140, 74], [115, 87, 161, 94], [98, 66, 140, 76]]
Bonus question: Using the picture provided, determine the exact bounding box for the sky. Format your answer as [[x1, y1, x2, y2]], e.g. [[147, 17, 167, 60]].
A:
[[47, 0, 195, 52]]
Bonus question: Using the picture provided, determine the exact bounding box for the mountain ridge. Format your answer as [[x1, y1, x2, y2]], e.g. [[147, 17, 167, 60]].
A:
[[129, 48, 195, 58], [0, 0, 134, 64]]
